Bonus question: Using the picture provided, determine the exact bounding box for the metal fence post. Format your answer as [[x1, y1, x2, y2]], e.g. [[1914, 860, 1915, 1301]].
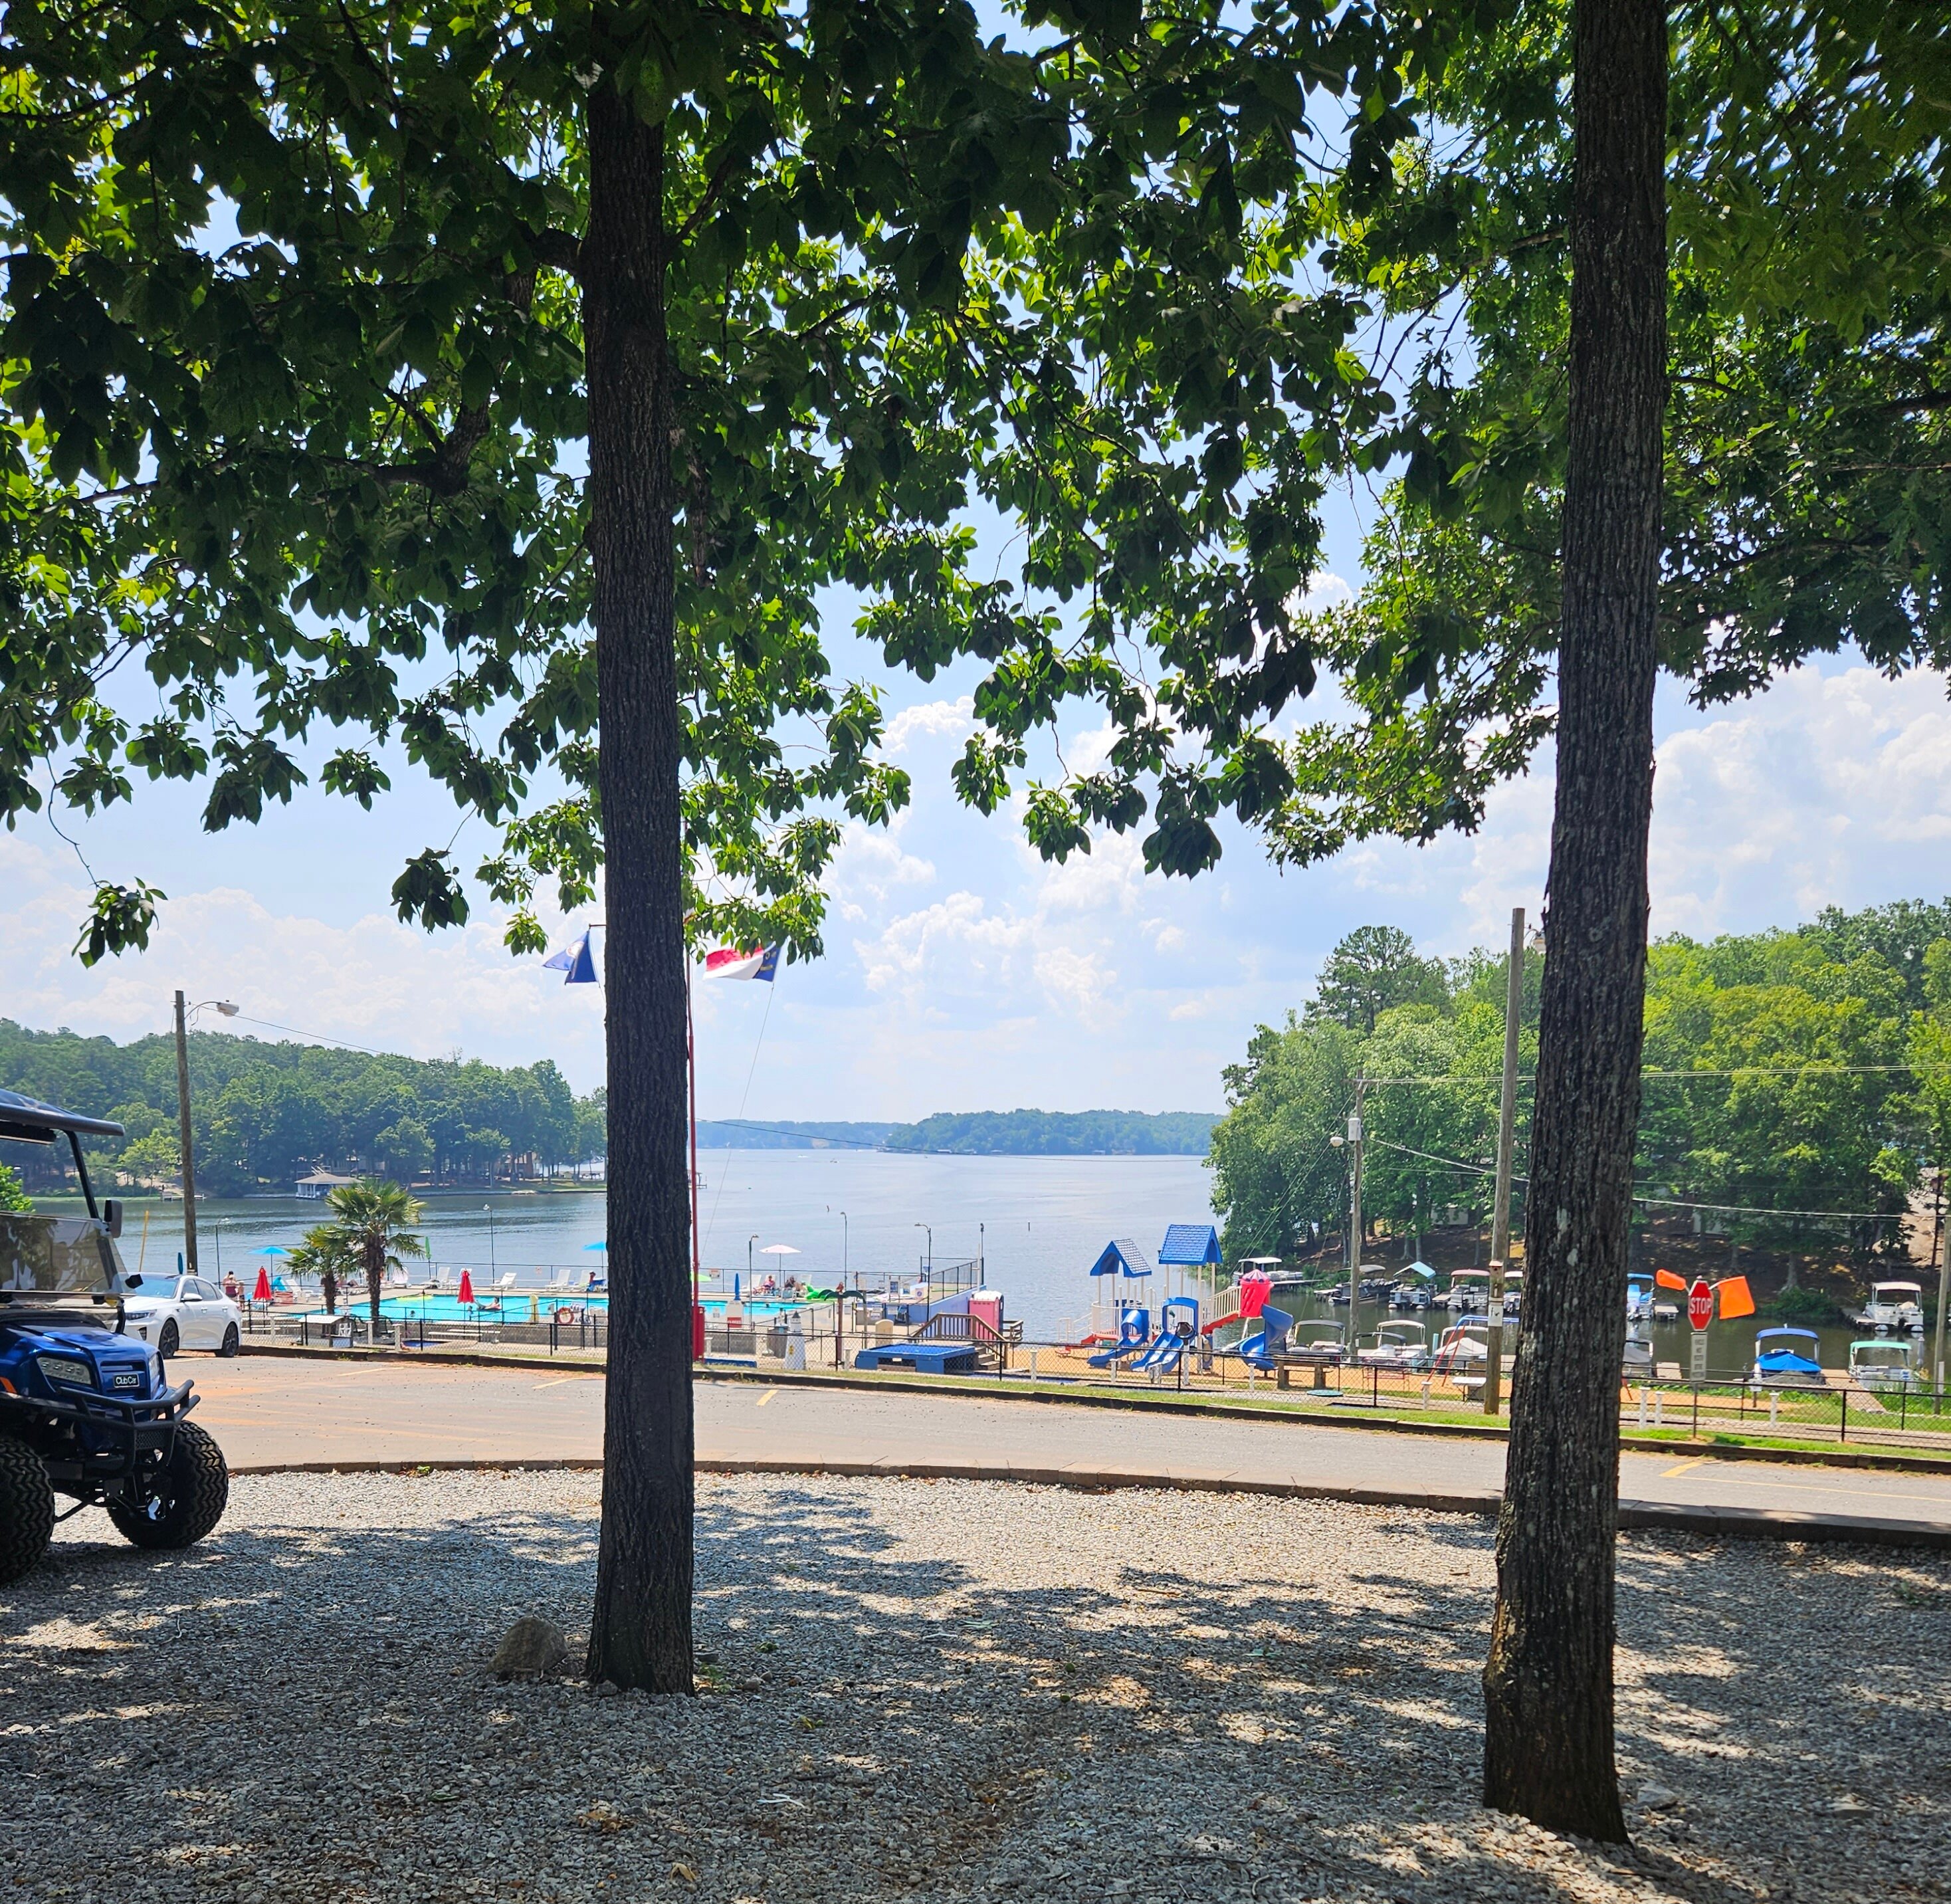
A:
[[1839, 1387, 1847, 1444], [1691, 1385, 1699, 1439]]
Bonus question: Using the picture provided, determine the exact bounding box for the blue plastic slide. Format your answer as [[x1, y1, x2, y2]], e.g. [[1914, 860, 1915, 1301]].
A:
[[1227, 1303, 1294, 1372], [1132, 1297, 1199, 1374], [1087, 1307, 1152, 1368]]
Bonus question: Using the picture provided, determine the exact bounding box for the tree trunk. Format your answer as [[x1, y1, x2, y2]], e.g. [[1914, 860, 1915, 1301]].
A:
[[581, 84, 695, 1694], [322, 1271, 336, 1315], [1481, 0, 1667, 1843]]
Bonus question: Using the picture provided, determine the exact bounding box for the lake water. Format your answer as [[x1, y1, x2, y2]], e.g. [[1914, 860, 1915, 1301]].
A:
[[102, 1150, 1219, 1340]]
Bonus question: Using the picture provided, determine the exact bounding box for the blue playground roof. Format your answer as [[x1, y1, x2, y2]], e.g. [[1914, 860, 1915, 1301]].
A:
[[1089, 1237, 1156, 1278], [1157, 1223, 1222, 1267]]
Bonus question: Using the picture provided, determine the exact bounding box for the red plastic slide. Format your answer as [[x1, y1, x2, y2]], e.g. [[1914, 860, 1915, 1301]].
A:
[[1198, 1309, 1241, 1336]]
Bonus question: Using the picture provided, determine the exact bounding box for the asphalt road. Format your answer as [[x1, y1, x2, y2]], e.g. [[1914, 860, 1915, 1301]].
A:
[[173, 1351, 1951, 1528]]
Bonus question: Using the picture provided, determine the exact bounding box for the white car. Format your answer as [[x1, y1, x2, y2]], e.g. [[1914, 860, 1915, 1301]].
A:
[[122, 1274, 243, 1359]]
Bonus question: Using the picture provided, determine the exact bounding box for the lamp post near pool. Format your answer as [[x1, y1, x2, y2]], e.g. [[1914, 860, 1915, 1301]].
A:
[[914, 1221, 931, 1281], [484, 1204, 496, 1279], [839, 1210, 849, 1283]]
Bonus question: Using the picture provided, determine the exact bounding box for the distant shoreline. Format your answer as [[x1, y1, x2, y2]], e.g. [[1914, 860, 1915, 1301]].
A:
[[695, 1110, 1219, 1157]]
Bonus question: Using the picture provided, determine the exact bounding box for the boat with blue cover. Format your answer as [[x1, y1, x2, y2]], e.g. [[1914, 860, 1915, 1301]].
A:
[[1752, 1326, 1826, 1389]]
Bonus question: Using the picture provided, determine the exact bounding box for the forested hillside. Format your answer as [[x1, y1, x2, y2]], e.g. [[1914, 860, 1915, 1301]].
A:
[[0, 1021, 607, 1195], [1211, 903, 1951, 1271], [884, 1110, 1218, 1155]]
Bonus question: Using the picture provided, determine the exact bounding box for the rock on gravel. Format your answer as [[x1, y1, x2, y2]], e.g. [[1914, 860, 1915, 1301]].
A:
[[3, 1471, 1947, 1903]]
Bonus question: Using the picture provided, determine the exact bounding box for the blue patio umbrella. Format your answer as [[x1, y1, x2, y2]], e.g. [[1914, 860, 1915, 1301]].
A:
[[583, 1241, 607, 1251], [257, 1245, 289, 1256]]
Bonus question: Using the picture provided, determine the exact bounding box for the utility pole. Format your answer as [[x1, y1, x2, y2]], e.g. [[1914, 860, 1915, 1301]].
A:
[[1346, 1079, 1366, 1356], [1485, 908, 1525, 1415], [1934, 1197, 1950, 1408], [173, 991, 201, 1281]]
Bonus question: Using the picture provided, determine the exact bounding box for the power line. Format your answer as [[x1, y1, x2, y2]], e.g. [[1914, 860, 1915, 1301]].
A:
[[1365, 1135, 1900, 1221], [1364, 1063, 1951, 1085], [203, 1011, 388, 1057]]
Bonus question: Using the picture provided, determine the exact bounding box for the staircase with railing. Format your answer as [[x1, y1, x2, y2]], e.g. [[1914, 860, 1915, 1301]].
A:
[[908, 1309, 1019, 1372]]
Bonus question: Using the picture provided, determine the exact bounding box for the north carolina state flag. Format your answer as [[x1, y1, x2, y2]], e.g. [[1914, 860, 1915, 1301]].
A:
[[704, 946, 778, 982]]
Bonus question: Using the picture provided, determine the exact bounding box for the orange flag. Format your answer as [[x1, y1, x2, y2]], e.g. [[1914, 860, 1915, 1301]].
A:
[[1653, 1267, 1687, 1291], [1714, 1275, 1756, 1319]]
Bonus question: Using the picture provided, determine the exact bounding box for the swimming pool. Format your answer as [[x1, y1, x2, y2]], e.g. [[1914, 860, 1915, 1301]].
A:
[[294, 1290, 826, 1324]]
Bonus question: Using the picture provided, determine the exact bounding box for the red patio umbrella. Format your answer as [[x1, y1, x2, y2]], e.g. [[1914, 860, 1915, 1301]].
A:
[[457, 1268, 476, 1305], [252, 1266, 272, 1303]]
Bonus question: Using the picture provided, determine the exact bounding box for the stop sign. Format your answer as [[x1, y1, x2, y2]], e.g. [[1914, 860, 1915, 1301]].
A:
[[1688, 1278, 1714, 1330]]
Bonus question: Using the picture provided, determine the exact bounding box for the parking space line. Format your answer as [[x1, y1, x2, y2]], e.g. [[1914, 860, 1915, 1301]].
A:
[[756, 1389, 779, 1408]]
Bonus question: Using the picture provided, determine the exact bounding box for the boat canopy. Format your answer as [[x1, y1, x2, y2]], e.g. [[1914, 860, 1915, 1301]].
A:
[[1088, 1238, 1155, 1279], [1403, 1260, 1436, 1280], [1871, 1281, 1922, 1295], [1756, 1326, 1820, 1344]]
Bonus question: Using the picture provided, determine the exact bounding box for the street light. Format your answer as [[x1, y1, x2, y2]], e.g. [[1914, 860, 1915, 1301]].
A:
[[914, 1221, 932, 1277], [748, 1233, 758, 1292], [839, 1210, 849, 1283], [173, 994, 239, 1279], [483, 1204, 496, 1277]]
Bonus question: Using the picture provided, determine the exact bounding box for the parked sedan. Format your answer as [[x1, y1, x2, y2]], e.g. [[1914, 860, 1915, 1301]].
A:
[[122, 1275, 243, 1358]]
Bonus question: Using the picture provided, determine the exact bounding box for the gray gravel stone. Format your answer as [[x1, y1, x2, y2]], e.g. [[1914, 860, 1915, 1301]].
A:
[[2, 1472, 1944, 1903]]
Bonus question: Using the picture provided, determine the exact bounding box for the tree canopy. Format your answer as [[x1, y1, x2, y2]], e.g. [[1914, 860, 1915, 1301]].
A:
[[1209, 904, 1948, 1267], [0, 1019, 603, 1194]]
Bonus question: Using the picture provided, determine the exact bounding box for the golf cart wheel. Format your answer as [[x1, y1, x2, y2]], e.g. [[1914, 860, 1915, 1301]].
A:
[[108, 1421, 229, 1551], [157, 1319, 179, 1358], [0, 1434, 56, 1585], [218, 1322, 240, 1358]]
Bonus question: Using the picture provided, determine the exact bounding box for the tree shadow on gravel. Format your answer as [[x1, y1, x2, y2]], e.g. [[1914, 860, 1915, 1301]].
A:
[[4, 1487, 1946, 1904]]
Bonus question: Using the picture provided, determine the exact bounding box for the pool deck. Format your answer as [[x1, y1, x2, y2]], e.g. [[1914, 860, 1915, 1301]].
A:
[[164, 1349, 1951, 1544]]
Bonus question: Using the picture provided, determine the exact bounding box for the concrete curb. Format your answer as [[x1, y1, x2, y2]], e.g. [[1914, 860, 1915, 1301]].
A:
[[223, 1453, 1951, 1550], [237, 1340, 1951, 1479]]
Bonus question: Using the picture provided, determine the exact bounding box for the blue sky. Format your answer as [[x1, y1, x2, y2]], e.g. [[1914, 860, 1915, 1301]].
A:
[[8, 467, 1951, 1117]]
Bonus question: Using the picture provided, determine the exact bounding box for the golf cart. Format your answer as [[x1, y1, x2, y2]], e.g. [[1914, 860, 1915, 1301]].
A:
[[0, 1090, 229, 1586]]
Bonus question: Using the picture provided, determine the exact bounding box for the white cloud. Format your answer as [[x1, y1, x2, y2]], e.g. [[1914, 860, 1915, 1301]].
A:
[[0, 835, 607, 1085], [1649, 665, 1951, 936], [882, 695, 976, 756], [1297, 571, 1353, 613]]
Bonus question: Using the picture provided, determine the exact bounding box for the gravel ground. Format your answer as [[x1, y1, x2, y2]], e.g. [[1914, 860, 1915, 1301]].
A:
[[4, 1473, 1948, 1903]]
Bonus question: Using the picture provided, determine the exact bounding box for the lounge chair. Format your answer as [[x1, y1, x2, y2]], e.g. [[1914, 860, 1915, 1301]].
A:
[[496, 1270, 518, 1291]]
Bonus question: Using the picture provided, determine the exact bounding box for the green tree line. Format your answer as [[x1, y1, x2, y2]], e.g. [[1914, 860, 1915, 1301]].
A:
[[0, 1022, 606, 1196], [883, 1110, 1219, 1157], [1211, 902, 1951, 1265]]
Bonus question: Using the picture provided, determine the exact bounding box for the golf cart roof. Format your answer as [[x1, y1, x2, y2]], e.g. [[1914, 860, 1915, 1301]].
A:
[[0, 1089, 126, 1145]]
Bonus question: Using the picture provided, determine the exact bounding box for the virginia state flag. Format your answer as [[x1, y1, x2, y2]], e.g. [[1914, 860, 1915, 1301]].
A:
[[543, 928, 599, 984]]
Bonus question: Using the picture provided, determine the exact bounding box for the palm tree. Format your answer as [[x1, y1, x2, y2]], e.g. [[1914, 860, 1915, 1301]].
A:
[[289, 1223, 359, 1315], [325, 1181, 429, 1340]]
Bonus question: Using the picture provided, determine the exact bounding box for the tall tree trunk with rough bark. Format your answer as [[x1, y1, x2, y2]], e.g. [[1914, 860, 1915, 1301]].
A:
[[582, 86, 696, 1695], [1481, 0, 1667, 1842]]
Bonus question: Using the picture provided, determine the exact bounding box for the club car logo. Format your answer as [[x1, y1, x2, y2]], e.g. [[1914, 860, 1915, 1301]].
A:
[[110, 1371, 142, 1391]]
